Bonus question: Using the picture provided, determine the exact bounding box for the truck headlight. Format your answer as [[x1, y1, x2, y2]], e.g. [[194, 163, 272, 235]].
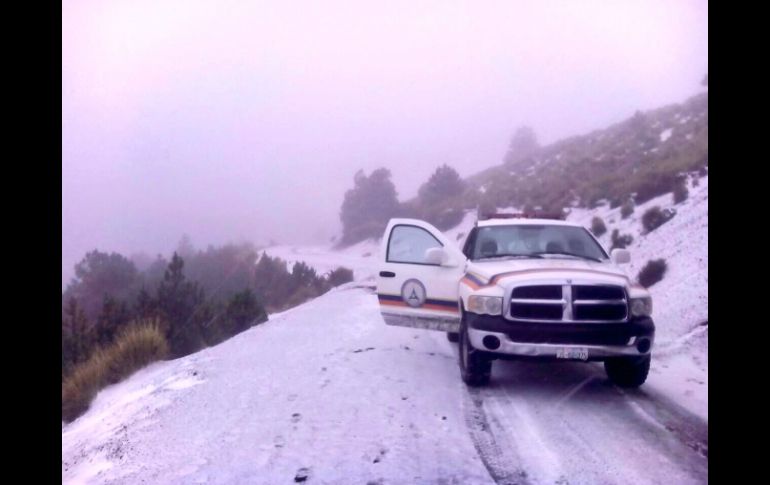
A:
[[630, 297, 653, 317], [468, 296, 503, 316]]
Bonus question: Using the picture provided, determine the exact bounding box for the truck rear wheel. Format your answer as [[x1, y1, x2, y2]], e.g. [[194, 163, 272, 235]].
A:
[[459, 318, 491, 386], [604, 355, 651, 388]]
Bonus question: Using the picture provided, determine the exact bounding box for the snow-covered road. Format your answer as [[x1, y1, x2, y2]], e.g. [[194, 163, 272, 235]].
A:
[[62, 286, 707, 485]]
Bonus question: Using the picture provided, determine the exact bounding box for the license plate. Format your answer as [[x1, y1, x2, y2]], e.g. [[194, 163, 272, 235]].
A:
[[556, 348, 589, 361]]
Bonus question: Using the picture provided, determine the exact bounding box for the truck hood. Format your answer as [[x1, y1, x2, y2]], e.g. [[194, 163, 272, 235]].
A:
[[463, 258, 635, 290]]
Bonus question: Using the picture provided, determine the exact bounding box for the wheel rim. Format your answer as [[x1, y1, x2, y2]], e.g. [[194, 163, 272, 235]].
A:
[[461, 329, 469, 370]]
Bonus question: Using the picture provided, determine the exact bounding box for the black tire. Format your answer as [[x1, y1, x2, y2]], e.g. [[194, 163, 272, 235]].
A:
[[604, 355, 651, 388], [447, 332, 459, 343], [458, 317, 492, 386]]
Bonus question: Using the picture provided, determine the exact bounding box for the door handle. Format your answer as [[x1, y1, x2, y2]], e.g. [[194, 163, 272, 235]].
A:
[[379, 271, 396, 278]]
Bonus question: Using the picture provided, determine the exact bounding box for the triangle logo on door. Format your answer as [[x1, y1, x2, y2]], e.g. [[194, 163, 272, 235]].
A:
[[401, 279, 426, 308]]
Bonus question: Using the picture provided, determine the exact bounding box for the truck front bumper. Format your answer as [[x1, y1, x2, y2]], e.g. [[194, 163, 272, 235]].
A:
[[466, 314, 654, 361]]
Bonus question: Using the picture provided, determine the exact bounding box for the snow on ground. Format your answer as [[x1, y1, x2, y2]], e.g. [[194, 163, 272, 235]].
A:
[[263, 178, 708, 419], [63, 286, 707, 485], [264, 182, 708, 418], [64, 287, 491, 484], [63, 183, 707, 484], [567, 176, 708, 418]]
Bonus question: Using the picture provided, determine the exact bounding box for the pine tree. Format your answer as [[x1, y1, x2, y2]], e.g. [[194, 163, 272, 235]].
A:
[[63, 297, 93, 368], [418, 164, 465, 207], [135, 286, 155, 319], [504, 126, 540, 165], [339, 168, 400, 245], [95, 295, 130, 346], [156, 253, 206, 356], [225, 289, 267, 335]]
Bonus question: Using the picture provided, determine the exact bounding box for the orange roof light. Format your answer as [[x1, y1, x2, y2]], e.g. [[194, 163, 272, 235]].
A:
[[479, 211, 565, 221]]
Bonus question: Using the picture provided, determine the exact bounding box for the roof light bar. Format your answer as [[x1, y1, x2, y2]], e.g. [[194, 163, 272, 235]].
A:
[[478, 212, 566, 221]]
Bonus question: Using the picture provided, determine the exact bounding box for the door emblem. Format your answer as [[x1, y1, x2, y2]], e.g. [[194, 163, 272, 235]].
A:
[[401, 279, 427, 308]]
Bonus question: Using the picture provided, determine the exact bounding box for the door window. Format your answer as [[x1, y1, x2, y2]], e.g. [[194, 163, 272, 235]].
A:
[[387, 225, 443, 264]]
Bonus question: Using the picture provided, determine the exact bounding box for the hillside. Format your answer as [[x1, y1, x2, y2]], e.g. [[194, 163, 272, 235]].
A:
[[466, 91, 708, 213], [63, 175, 708, 483]]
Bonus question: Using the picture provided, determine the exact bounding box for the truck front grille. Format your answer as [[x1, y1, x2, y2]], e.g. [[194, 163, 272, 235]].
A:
[[508, 283, 627, 323], [510, 302, 563, 320]]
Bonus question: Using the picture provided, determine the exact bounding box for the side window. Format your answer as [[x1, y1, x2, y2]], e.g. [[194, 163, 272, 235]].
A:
[[387, 225, 443, 264]]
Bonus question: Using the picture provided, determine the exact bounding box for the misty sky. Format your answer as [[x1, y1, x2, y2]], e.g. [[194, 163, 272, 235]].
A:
[[62, 0, 708, 287]]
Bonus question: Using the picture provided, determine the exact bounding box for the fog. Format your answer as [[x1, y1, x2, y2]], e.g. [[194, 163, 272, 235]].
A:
[[62, 0, 707, 287]]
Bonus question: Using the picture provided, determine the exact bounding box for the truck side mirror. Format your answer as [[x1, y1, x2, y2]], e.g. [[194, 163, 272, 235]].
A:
[[611, 248, 630, 264], [425, 247, 452, 266]]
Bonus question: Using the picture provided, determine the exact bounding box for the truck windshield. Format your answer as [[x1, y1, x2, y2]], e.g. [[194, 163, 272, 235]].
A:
[[469, 225, 608, 261]]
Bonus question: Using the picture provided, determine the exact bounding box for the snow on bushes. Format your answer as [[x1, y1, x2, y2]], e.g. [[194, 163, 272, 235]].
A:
[[610, 229, 634, 250], [637, 259, 668, 288], [591, 216, 607, 237], [641, 206, 675, 233]]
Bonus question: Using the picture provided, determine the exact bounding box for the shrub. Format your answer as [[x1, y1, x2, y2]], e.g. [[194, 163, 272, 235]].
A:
[[590, 217, 607, 237], [637, 259, 667, 288], [641, 206, 675, 233], [327, 267, 354, 287], [633, 170, 679, 205], [62, 320, 168, 422], [673, 182, 689, 203], [610, 229, 634, 250], [620, 200, 634, 219]]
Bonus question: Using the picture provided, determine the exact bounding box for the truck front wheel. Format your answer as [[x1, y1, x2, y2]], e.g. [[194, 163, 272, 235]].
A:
[[459, 318, 492, 386], [604, 355, 651, 388]]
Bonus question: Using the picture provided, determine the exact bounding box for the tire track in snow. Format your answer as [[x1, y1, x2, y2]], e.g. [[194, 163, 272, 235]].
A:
[[481, 361, 707, 484], [618, 386, 708, 459], [462, 386, 530, 485]]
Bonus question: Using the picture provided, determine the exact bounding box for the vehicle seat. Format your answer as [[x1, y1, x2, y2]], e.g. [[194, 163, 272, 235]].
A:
[[545, 241, 565, 253], [479, 239, 498, 257], [567, 239, 584, 253]]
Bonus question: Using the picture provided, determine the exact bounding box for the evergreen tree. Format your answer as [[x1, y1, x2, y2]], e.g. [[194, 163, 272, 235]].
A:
[[225, 289, 267, 334], [418, 164, 465, 207], [156, 253, 206, 356], [504, 126, 540, 165], [62, 297, 93, 368], [64, 250, 139, 321], [339, 168, 400, 245], [176, 234, 196, 259], [254, 253, 293, 309], [134, 286, 155, 319], [95, 295, 131, 346]]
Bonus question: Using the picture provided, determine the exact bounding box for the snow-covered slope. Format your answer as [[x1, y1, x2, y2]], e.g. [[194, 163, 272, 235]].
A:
[[567, 175, 708, 344], [63, 183, 707, 484], [259, 181, 708, 419], [63, 286, 493, 484], [567, 176, 708, 415], [63, 285, 707, 485]]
